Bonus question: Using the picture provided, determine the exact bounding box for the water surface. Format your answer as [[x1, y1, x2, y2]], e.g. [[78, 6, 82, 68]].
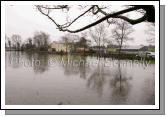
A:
[[5, 51, 155, 105]]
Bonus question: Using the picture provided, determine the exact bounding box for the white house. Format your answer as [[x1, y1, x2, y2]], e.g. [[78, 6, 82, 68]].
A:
[[48, 41, 70, 53]]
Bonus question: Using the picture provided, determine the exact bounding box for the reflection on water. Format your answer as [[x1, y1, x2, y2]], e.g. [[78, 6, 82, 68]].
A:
[[109, 60, 132, 104], [5, 51, 155, 105]]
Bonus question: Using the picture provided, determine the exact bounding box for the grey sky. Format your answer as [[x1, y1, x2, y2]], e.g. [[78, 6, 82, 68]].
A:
[[5, 5, 153, 46]]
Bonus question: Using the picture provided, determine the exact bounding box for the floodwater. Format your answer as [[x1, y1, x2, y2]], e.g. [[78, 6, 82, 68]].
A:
[[5, 51, 155, 105]]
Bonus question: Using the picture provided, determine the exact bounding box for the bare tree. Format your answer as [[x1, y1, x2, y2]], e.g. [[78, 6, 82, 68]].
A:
[[89, 22, 108, 56], [5, 35, 11, 50], [33, 32, 41, 48], [24, 37, 33, 50], [77, 37, 89, 55], [36, 5, 155, 33], [11, 34, 22, 50], [28, 38, 33, 46], [146, 23, 155, 44], [111, 19, 134, 54], [33, 31, 50, 51], [41, 32, 50, 48], [61, 35, 69, 53], [61, 34, 79, 53]]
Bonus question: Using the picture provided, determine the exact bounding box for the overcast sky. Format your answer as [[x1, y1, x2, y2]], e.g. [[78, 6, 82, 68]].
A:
[[5, 5, 153, 46]]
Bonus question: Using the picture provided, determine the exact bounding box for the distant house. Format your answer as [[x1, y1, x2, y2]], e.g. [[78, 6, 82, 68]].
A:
[[90, 46, 106, 53], [107, 45, 120, 53], [115, 45, 155, 58], [147, 52, 155, 58], [116, 46, 148, 55], [75, 47, 89, 53], [48, 41, 70, 53]]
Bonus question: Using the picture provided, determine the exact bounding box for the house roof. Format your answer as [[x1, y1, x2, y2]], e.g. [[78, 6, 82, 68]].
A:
[[121, 45, 144, 50], [52, 41, 64, 44], [147, 52, 155, 55]]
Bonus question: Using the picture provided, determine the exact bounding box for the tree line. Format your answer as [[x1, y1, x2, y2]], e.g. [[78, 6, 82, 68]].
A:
[[5, 19, 154, 56], [5, 31, 50, 51]]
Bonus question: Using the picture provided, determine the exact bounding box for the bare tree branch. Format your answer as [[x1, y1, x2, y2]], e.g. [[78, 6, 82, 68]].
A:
[[36, 5, 69, 10], [61, 6, 94, 28], [36, 5, 155, 33]]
